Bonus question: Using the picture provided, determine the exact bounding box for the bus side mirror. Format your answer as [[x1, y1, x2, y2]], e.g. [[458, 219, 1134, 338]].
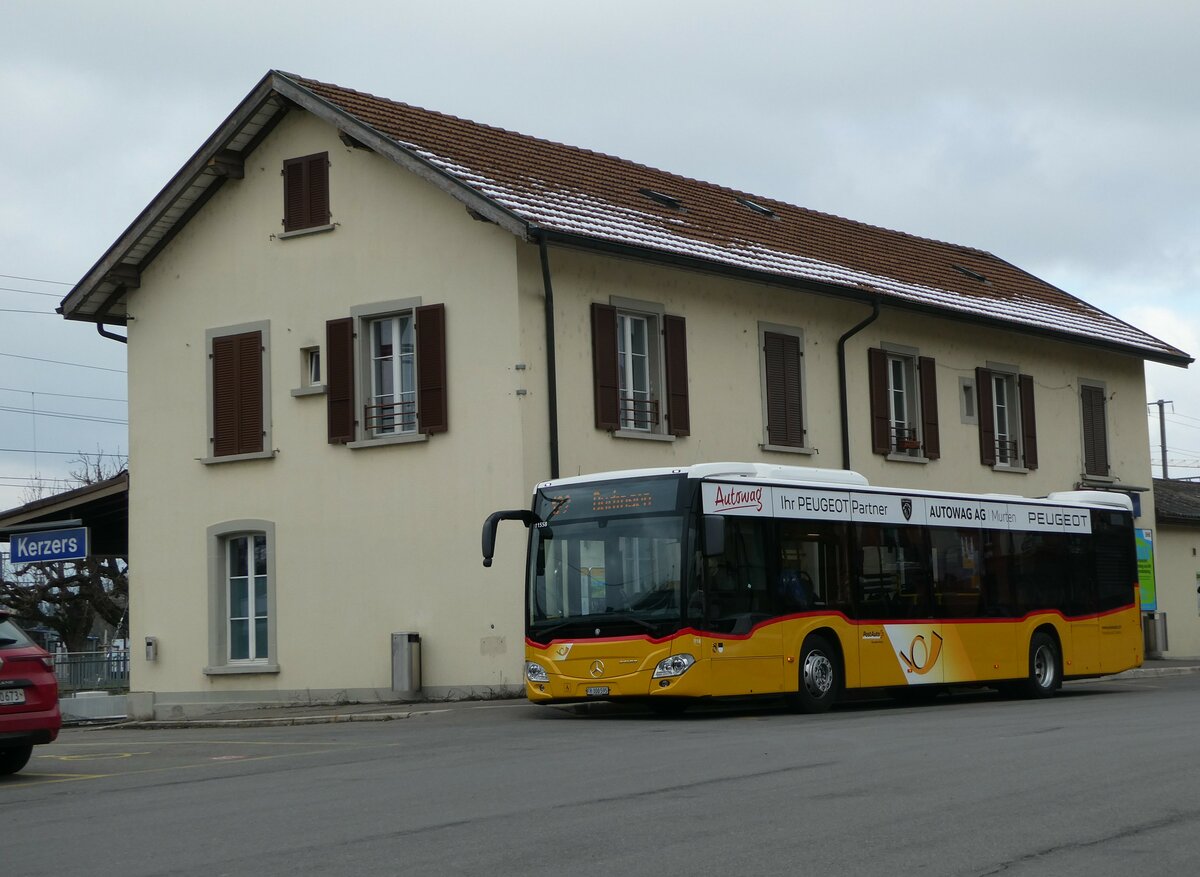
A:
[[703, 514, 725, 557], [481, 509, 541, 567]]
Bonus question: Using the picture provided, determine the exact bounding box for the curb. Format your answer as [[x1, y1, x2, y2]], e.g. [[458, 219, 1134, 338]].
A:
[[96, 707, 451, 730]]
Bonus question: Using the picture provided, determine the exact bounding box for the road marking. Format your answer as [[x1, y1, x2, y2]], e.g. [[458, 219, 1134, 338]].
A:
[[43, 751, 149, 761]]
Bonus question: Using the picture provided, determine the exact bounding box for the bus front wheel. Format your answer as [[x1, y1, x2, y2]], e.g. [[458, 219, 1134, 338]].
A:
[[1021, 631, 1061, 698], [793, 635, 841, 713]]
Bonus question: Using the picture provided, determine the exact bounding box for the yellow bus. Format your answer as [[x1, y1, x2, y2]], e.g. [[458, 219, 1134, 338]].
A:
[[482, 463, 1143, 713]]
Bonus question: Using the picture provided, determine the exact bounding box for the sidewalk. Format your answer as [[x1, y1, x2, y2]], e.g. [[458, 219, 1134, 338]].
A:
[[81, 658, 1200, 730]]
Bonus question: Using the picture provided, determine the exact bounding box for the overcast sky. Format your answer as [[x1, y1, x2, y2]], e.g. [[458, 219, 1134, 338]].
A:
[[2, 1, 1198, 509]]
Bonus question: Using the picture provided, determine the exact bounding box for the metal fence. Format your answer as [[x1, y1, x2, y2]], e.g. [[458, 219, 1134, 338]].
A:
[[53, 650, 130, 693]]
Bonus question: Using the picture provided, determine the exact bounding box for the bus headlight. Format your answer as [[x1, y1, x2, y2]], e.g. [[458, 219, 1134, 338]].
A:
[[526, 661, 550, 683], [652, 654, 696, 678]]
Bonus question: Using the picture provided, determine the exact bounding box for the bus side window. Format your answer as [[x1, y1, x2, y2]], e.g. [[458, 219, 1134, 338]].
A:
[[703, 517, 769, 632], [853, 524, 931, 619]]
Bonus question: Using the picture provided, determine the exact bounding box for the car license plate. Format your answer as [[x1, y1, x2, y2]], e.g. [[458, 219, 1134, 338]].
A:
[[585, 686, 610, 697], [0, 689, 26, 705]]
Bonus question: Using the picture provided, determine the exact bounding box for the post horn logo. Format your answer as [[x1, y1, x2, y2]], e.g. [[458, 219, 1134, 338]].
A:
[[898, 631, 943, 675], [901, 498, 913, 521], [589, 660, 605, 678]]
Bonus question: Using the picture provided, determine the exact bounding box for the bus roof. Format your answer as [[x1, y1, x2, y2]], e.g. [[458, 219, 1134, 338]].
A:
[[536, 463, 1134, 513]]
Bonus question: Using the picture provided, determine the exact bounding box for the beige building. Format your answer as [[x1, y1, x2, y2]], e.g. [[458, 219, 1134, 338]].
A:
[[59, 71, 1190, 718], [1149, 479, 1200, 658]]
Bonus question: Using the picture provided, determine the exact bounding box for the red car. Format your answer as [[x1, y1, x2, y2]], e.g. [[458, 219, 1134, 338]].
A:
[[0, 610, 62, 775]]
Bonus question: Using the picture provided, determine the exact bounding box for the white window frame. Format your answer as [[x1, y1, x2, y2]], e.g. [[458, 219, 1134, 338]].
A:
[[610, 296, 669, 439], [205, 520, 278, 675], [987, 362, 1022, 469], [348, 298, 428, 448], [883, 343, 922, 457], [291, 345, 326, 398]]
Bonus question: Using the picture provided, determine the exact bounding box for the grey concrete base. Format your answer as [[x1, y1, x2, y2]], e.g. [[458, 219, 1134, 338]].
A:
[[60, 692, 129, 721], [130, 684, 523, 721]]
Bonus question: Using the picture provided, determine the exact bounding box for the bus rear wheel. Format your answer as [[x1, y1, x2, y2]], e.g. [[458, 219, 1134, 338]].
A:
[[1021, 632, 1061, 699], [792, 635, 840, 713]]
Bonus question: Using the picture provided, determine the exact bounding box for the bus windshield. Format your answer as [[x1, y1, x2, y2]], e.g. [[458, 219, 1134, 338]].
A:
[[528, 477, 689, 641]]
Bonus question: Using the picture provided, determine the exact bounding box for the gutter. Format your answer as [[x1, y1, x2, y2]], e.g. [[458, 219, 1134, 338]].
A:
[[97, 323, 128, 344], [837, 299, 880, 471], [536, 232, 561, 479]]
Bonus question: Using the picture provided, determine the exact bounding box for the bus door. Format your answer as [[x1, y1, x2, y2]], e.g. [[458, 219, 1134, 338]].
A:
[[931, 527, 1013, 683], [854, 524, 943, 689], [701, 516, 783, 696]]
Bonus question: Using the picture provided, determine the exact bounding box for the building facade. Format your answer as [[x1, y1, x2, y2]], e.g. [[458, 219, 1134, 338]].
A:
[[59, 72, 1190, 718]]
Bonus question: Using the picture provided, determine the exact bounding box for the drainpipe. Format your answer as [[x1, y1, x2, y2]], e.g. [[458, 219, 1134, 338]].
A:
[[97, 323, 128, 344], [837, 298, 880, 471], [537, 233, 561, 479]]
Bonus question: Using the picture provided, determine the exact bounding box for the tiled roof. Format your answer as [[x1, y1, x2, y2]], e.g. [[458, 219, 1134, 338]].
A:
[[1154, 478, 1200, 524], [59, 70, 1190, 367], [292, 74, 1189, 365]]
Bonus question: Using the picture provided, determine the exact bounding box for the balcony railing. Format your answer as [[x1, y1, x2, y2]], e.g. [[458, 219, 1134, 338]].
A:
[[619, 395, 660, 431], [891, 425, 922, 453], [995, 437, 1019, 465], [364, 399, 417, 435], [54, 650, 129, 693]]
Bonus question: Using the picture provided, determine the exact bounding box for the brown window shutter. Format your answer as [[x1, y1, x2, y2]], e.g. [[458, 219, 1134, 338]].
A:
[[212, 330, 263, 457], [1081, 385, 1110, 477], [764, 332, 804, 447], [591, 303, 619, 430], [918, 356, 940, 460], [976, 367, 996, 466], [1019, 373, 1038, 470], [416, 303, 448, 434], [282, 152, 329, 231], [867, 347, 890, 454], [307, 153, 330, 227], [663, 314, 690, 437], [326, 318, 355, 444]]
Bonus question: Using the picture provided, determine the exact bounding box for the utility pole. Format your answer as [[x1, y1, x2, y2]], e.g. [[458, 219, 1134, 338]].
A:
[[1151, 399, 1172, 479]]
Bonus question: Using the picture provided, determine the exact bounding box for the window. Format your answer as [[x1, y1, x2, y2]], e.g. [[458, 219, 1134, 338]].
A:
[[305, 347, 321, 386], [976, 366, 1037, 469], [206, 322, 271, 462], [760, 325, 807, 450], [326, 300, 447, 445], [1080, 382, 1110, 477], [206, 520, 277, 674], [868, 347, 939, 458], [282, 152, 330, 233], [591, 301, 689, 437]]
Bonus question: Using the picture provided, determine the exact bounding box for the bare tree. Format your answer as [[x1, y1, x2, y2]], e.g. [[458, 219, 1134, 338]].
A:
[[2, 453, 128, 651]]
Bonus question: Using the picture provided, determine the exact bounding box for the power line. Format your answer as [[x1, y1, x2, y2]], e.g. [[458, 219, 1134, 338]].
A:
[[0, 387, 126, 403], [0, 448, 126, 458], [0, 273, 71, 286], [0, 405, 127, 425], [0, 285, 62, 298], [0, 352, 125, 374], [0, 308, 57, 316]]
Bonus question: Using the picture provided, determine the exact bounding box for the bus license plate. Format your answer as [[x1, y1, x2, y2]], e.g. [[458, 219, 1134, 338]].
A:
[[585, 686, 609, 697], [0, 689, 26, 705]]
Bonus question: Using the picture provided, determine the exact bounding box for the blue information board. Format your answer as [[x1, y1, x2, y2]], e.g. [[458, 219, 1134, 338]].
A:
[[10, 527, 89, 563]]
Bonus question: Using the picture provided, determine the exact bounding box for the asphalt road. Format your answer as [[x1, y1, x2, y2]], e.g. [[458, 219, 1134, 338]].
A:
[[5, 675, 1200, 876]]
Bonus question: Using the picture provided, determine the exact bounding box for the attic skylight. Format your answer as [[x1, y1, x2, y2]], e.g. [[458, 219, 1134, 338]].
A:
[[952, 264, 988, 283], [638, 188, 683, 210], [736, 196, 775, 218]]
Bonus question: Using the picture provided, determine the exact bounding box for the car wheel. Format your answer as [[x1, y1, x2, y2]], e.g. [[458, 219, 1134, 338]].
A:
[[0, 744, 33, 776], [792, 634, 841, 713], [1022, 631, 1061, 699]]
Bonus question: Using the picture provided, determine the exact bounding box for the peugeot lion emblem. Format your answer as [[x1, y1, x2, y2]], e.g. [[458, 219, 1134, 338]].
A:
[[590, 660, 605, 678], [901, 498, 913, 521]]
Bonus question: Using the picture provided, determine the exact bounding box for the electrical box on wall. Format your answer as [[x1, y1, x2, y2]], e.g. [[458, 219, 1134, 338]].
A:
[[145, 637, 158, 661]]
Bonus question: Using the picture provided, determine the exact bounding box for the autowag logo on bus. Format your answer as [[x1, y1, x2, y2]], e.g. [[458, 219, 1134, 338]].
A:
[[708, 484, 766, 513]]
